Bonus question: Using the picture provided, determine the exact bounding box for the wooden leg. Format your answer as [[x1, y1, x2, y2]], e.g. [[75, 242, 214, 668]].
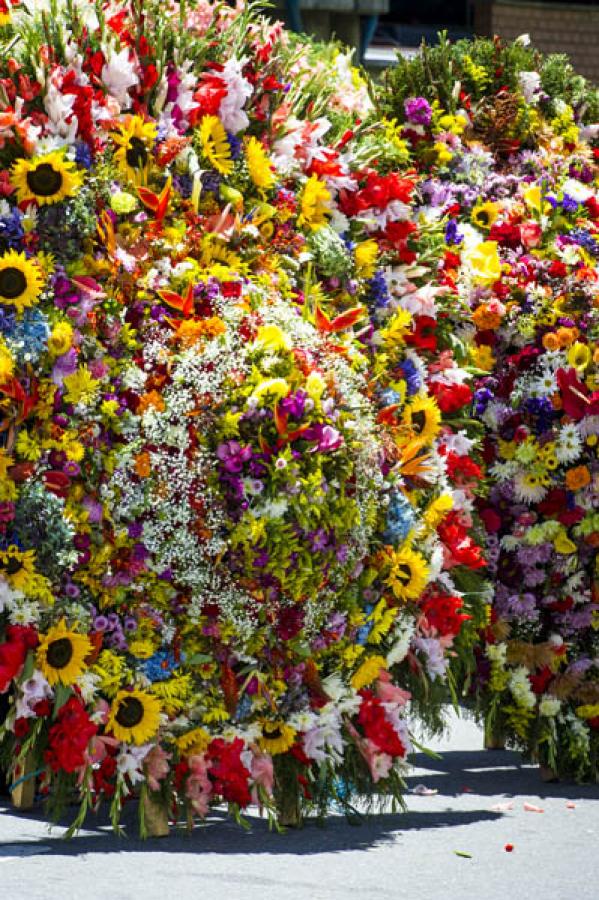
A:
[[484, 720, 506, 750], [142, 792, 170, 838], [10, 753, 36, 810], [538, 764, 559, 783]]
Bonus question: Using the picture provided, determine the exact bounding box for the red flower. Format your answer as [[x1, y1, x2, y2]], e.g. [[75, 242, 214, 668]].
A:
[[438, 512, 486, 570], [405, 316, 437, 352], [557, 368, 599, 421], [548, 260, 568, 278], [357, 691, 405, 757], [44, 697, 97, 774], [489, 221, 521, 249], [14, 717, 30, 738], [208, 738, 251, 808], [0, 625, 38, 693], [429, 381, 473, 413], [190, 71, 227, 124], [529, 666, 553, 695], [421, 593, 470, 638], [444, 451, 482, 484]]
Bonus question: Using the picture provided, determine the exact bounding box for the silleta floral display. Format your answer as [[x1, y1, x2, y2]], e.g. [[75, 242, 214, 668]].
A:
[[381, 36, 599, 780], [0, 0, 488, 833]]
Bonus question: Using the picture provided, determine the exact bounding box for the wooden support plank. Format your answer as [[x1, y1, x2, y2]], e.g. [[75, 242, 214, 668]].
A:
[[10, 754, 36, 810]]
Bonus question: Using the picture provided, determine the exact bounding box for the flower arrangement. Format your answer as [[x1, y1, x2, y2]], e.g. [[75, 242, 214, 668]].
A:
[[378, 34, 599, 780], [0, 0, 488, 835]]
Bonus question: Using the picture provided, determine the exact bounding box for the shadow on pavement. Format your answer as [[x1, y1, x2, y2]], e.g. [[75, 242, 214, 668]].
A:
[[0, 800, 503, 856], [405, 749, 599, 801]]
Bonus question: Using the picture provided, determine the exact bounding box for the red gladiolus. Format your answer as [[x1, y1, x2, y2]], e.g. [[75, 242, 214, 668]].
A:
[[207, 738, 252, 808], [44, 697, 98, 774], [357, 691, 406, 758], [438, 512, 486, 570], [421, 593, 470, 638], [429, 381, 473, 413], [405, 316, 438, 352], [0, 625, 38, 693]]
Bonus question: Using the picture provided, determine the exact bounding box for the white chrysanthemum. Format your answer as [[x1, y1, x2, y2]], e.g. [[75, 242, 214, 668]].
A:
[[555, 423, 583, 463], [513, 471, 548, 503]]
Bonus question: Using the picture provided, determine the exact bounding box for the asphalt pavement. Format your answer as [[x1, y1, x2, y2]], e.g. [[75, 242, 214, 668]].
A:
[[0, 711, 597, 900]]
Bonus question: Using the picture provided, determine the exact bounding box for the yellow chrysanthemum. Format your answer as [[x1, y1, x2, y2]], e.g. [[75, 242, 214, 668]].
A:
[[112, 116, 158, 185], [258, 720, 296, 755], [567, 341, 591, 371], [107, 689, 162, 745], [11, 151, 83, 206], [252, 377, 289, 404], [176, 727, 211, 756], [63, 365, 100, 406], [92, 650, 129, 698], [246, 136, 275, 190], [423, 493, 454, 531], [47, 321, 73, 357], [199, 115, 234, 176], [0, 545, 37, 591], [355, 239, 379, 277], [351, 655, 387, 690], [384, 544, 429, 603], [0, 250, 44, 314], [297, 175, 331, 230], [401, 394, 442, 446], [37, 619, 92, 686]]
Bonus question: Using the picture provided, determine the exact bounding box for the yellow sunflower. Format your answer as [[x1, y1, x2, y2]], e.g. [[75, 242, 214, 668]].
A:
[[37, 619, 92, 686], [297, 175, 331, 230], [0, 545, 37, 591], [108, 689, 161, 745], [258, 720, 297, 755], [471, 201, 500, 230], [384, 544, 429, 603], [246, 136, 275, 191], [11, 151, 84, 206], [112, 116, 158, 185], [0, 250, 44, 314], [198, 115, 234, 176], [401, 394, 441, 446], [175, 727, 211, 757]]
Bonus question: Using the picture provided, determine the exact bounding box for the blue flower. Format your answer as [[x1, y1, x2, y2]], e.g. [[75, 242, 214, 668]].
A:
[[5, 308, 49, 363], [0, 208, 25, 250], [365, 270, 391, 315], [399, 357, 421, 395], [74, 142, 93, 170], [141, 649, 182, 682], [383, 491, 415, 546], [445, 218, 463, 246]]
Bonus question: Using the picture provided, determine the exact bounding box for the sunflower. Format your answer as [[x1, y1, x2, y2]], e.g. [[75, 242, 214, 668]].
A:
[[258, 720, 297, 755], [108, 689, 161, 745], [198, 115, 234, 176], [297, 175, 331, 230], [351, 655, 388, 691], [37, 619, 92, 686], [383, 544, 429, 603], [11, 151, 84, 206], [0, 545, 37, 591], [176, 727, 211, 757], [471, 201, 500, 230], [246, 136, 275, 191], [0, 0, 12, 26], [112, 116, 158, 185], [401, 394, 441, 446], [0, 250, 44, 314]]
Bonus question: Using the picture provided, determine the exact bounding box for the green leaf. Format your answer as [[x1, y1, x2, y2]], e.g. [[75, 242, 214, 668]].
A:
[[52, 684, 72, 717], [186, 653, 212, 666]]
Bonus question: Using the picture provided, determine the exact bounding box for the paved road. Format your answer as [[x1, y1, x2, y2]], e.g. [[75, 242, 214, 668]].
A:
[[0, 712, 597, 900]]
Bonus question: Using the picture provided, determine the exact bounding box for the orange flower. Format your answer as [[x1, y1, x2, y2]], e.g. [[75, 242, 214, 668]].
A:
[[175, 317, 226, 347], [556, 326, 578, 348], [134, 451, 151, 478], [565, 465, 591, 491], [542, 332, 561, 352], [472, 304, 502, 330], [137, 390, 165, 414]]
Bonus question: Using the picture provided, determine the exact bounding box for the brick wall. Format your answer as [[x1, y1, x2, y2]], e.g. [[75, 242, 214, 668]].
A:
[[472, 1, 599, 83]]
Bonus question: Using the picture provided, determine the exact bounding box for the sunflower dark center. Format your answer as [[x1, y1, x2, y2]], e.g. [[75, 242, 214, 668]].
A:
[[26, 163, 63, 198], [0, 267, 27, 299], [476, 210, 489, 225], [115, 696, 144, 728], [395, 564, 412, 584], [46, 637, 74, 669], [126, 137, 148, 169], [411, 410, 427, 433], [264, 725, 283, 740]]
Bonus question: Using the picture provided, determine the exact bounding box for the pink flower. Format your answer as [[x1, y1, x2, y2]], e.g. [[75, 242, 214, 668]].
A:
[[145, 745, 172, 792], [250, 751, 274, 804], [375, 671, 411, 708], [185, 754, 212, 817], [520, 222, 542, 249]]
